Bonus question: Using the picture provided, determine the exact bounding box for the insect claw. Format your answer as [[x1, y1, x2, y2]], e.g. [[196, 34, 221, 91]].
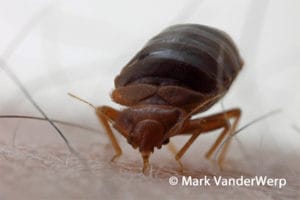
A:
[[176, 160, 184, 174], [142, 165, 149, 175], [217, 160, 225, 171], [110, 153, 122, 162]]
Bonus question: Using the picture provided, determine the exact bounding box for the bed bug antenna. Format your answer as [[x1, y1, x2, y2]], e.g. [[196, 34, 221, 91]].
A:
[[213, 109, 282, 162], [68, 93, 96, 109]]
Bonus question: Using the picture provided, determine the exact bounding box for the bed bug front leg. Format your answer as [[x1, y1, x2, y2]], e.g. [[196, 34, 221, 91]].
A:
[[96, 106, 123, 161], [172, 108, 241, 171], [173, 129, 203, 172]]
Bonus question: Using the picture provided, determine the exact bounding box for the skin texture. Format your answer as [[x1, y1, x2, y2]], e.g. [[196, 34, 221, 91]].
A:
[[1, 120, 299, 200]]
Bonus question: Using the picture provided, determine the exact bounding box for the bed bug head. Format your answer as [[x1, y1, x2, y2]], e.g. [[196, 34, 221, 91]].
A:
[[128, 118, 164, 173], [128, 119, 165, 152], [114, 105, 186, 153], [113, 105, 186, 173]]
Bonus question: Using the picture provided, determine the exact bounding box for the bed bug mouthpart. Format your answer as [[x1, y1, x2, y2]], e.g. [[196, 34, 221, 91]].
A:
[[71, 24, 244, 174]]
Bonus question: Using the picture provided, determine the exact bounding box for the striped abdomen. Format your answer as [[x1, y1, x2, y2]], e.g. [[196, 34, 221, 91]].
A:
[[112, 24, 243, 112]]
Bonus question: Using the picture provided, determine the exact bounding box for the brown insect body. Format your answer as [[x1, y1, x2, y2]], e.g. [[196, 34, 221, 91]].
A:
[[98, 24, 243, 173], [113, 105, 186, 151]]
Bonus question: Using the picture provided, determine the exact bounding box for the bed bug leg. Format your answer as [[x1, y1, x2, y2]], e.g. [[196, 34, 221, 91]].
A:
[[167, 142, 178, 155], [213, 110, 241, 168], [173, 108, 241, 169], [204, 125, 230, 170], [166, 142, 184, 173], [204, 125, 230, 159], [96, 106, 123, 162], [174, 130, 202, 173], [204, 109, 241, 168], [141, 152, 151, 174], [68, 94, 124, 161]]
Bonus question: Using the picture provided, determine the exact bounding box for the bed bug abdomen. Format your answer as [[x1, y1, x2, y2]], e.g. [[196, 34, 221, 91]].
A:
[[113, 24, 243, 112]]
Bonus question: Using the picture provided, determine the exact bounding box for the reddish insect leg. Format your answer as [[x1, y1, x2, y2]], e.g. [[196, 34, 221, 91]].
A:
[[167, 142, 184, 172], [205, 109, 241, 165], [173, 108, 241, 170], [96, 106, 123, 161]]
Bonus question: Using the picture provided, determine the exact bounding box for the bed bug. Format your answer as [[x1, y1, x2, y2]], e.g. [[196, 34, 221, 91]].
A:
[[73, 24, 244, 173]]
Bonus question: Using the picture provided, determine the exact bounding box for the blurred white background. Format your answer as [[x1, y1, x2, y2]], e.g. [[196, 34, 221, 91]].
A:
[[0, 0, 300, 199]]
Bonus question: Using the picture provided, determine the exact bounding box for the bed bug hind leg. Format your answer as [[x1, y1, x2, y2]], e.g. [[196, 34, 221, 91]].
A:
[[96, 106, 123, 162], [173, 108, 241, 170], [203, 109, 241, 168], [209, 109, 241, 168]]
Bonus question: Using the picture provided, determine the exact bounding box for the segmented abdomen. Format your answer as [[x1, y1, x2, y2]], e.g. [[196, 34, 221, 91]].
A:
[[113, 24, 243, 112], [115, 24, 243, 92]]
